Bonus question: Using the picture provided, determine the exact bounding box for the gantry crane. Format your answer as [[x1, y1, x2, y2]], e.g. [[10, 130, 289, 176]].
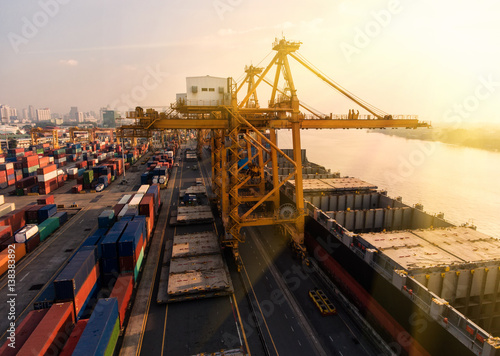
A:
[[30, 127, 60, 149], [122, 38, 429, 270]]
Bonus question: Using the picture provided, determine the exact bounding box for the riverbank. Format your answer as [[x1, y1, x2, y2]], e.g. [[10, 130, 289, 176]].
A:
[[369, 127, 500, 152]]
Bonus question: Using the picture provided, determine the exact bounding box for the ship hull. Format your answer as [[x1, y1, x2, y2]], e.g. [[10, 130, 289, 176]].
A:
[[305, 216, 474, 356]]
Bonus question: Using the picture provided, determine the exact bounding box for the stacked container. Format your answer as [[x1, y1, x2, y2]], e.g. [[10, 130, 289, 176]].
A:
[[118, 218, 145, 281], [37, 164, 58, 194]]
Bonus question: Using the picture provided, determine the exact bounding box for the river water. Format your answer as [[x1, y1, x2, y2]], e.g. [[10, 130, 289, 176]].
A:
[[278, 130, 500, 239]]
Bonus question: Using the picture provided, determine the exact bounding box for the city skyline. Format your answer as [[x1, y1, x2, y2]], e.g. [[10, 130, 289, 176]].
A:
[[1, 1, 500, 123]]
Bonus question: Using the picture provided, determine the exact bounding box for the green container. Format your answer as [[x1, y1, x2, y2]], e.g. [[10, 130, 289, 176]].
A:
[[38, 217, 60, 241], [15, 188, 24, 196], [104, 318, 120, 356], [83, 170, 94, 184], [22, 165, 39, 174], [36, 149, 44, 154], [133, 247, 144, 281]]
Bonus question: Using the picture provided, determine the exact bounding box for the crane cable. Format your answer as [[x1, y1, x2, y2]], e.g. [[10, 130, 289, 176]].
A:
[[293, 51, 388, 117]]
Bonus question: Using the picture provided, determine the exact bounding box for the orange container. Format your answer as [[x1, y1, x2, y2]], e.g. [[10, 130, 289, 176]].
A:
[[0, 309, 48, 356], [73, 263, 99, 316], [59, 319, 88, 356], [18, 302, 75, 356], [0, 243, 26, 275], [110, 273, 133, 327]]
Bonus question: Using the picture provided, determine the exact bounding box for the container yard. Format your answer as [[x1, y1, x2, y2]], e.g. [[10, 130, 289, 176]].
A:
[[2, 38, 500, 356]]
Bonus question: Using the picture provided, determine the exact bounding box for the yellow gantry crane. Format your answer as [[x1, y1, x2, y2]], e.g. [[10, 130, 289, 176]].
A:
[[121, 38, 429, 270], [30, 127, 60, 149]]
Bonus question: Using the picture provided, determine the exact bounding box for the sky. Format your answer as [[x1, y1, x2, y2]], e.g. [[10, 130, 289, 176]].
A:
[[1, 0, 500, 124]]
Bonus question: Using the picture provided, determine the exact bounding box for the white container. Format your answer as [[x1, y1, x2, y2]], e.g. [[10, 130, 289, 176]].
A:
[[37, 170, 58, 182], [15, 224, 39, 243], [57, 169, 65, 176], [117, 204, 129, 220], [0, 195, 4, 205], [118, 194, 132, 205], [137, 185, 149, 194], [0, 203, 15, 217], [2, 163, 14, 170], [67, 168, 78, 175], [49, 157, 54, 163], [128, 193, 144, 207]]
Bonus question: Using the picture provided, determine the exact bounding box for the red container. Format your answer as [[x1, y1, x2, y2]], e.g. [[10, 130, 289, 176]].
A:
[[37, 195, 55, 205], [39, 156, 50, 168], [59, 319, 88, 356], [22, 155, 39, 167], [16, 176, 37, 189], [37, 164, 57, 175], [73, 263, 99, 316], [25, 233, 41, 253], [0, 309, 49, 356], [109, 273, 133, 328], [119, 255, 134, 272], [26, 205, 43, 222], [17, 302, 75, 356], [72, 184, 82, 193], [113, 204, 124, 216], [0, 225, 12, 241], [2, 208, 27, 231], [139, 194, 154, 217]]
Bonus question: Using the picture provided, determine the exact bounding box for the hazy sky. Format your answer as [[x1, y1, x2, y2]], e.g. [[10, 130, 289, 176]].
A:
[[1, 0, 499, 124]]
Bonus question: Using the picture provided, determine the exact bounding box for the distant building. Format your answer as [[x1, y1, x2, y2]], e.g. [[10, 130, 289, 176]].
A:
[[77, 112, 84, 123], [176, 76, 229, 107], [69, 106, 78, 122], [102, 110, 118, 127], [22, 108, 28, 120], [36, 108, 51, 122], [0, 105, 17, 123], [28, 105, 35, 121]]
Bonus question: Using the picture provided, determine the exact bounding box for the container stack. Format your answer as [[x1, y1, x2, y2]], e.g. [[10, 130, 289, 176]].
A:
[[0, 163, 15, 187], [118, 219, 145, 281], [21, 155, 39, 178], [72, 298, 120, 356], [53, 246, 100, 318], [17, 301, 75, 356], [37, 164, 58, 195]]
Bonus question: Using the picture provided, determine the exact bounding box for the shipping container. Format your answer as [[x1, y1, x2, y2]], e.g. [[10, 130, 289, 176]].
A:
[[118, 220, 144, 257], [37, 195, 55, 205], [25, 232, 41, 253], [0, 309, 48, 356], [54, 246, 97, 301], [101, 220, 128, 259], [109, 273, 133, 327], [38, 217, 60, 241], [59, 319, 88, 356], [98, 210, 115, 229], [0, 203, 15, 217], [0, 243, 26, 275], [15, 224, 38, 243], [72, 298, 119, 356], [17, 302, 75, 356], [38, 204, 57, 222], [53, 211, 68, 225]]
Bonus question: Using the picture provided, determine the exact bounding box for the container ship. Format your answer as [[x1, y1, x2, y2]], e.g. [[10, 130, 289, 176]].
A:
[[277, 148, 500, 356]]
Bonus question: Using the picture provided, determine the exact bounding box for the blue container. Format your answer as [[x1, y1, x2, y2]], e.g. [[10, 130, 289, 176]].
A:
[[54, 246, 97, 301], [81, 227, 108, 259], [133, 215, 147, 241], [73, 298, 119, 356], [120, 215, 133, 222], [118, 220, 144, 257], [100, 221, 128, 259], [101, 257, 119, 274], [78, 168, 86, 177], [140, 173, 149, 185], [33, 283, 55, 310], [98, 210, 115, 229], [53, 211, 68, 225], [38, 204, 57, 223]]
